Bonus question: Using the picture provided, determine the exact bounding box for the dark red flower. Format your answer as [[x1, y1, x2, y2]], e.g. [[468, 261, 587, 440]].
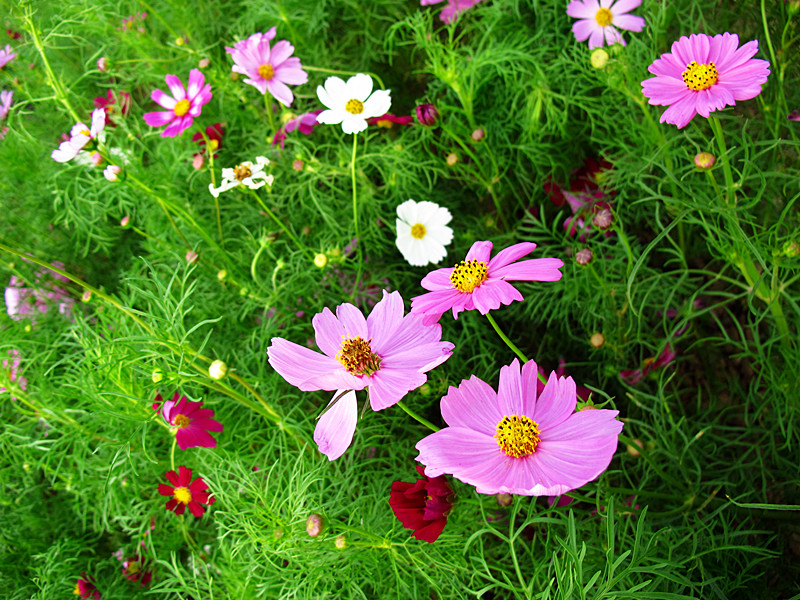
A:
[[192, 123, 224, 158], [544, 157, 613, 207], [620, 342, 677, 385], [158, 465, 215, 517], [74, 573, 100, 599], [122, 555, 152, 586], [415, 103, 439, 126], [93, 90, 131, 126], [367, 113, 414, 128], [389, 466, 454, 543]]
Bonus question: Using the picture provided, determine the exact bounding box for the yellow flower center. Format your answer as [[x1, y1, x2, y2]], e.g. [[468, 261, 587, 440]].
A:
[[337, 336, 381, 376], [376, 119, 393, 128], [126, 560, 141, 575], [495, 415, 541, 458], [173, 413, 190, 428], [233, 163, 252, 181], [173, 486, 192, 504], [208, 139, 219, 151], [345, 99, 364, 115], [173, 99, 191, 117], [73, 583, 81, 595], [682, 61, 718, 91], [449, 259, 489, 293], [410, 223, 426, 239], [595, 8, 613, 27], [258, 64, 274, 81], [80, 129, 91, 137]]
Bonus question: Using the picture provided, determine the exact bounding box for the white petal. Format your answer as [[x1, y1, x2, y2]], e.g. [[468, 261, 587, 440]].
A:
[[340, 115, 368, 134], [362, 89, 392, 119], [346, 73, 374, 101]]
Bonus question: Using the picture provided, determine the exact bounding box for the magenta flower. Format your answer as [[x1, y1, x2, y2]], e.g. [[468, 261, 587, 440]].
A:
[[74, 573, 100, 599], [788, 110, 800, 122], [226, 29, 308, 107], [143, 69, 212, 137], [153, 391, 223, 450], [267, 290, 454, 459], [416, 359, 623, 495], [410, 241, 563, 326], [566, 0, 645, 49], [0, 90, 12, 120], [420, 0, 485, 24], [272, 110, 321, 148], [51, 108, 106, 163], [0, 44, 16, 69], [641, 33, 770, 129]]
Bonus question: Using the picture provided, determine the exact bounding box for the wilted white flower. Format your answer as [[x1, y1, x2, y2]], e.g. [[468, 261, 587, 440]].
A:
[[209, 156, 273, 198], [395, 199, 453, 267], [316, 74, 391, 135]]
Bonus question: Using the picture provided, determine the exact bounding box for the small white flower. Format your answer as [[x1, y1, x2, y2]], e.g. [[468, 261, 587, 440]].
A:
[[103, 165, 121, 181], [208, 156, 274, 198], [208, 359, 228, 380], [395, 199, 454, 267], [209, 156, 273, 198], [316, 74, 391, 135], [51, 108, 106, 163]]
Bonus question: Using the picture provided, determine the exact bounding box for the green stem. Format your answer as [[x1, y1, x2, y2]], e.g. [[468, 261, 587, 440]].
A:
[[197, 126, 223, 249], [170, 437, 177, 471], [350, 132, 364, 298], [264, 94, 276, 133], [395, 401, 439, 432], [484, 313, 546, 384], [708, 115, 736, 206], [245, 188, 310, 259]]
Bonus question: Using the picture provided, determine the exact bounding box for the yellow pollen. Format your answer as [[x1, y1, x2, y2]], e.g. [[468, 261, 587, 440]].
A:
[[80, 129, 91, 137], [74, 583, 81, 595], [345, 99, 364, 115], [233, 164, 252, 180], [449, 259, 489, 293], [126, 560, 140, 575], [410, 223, 426, 239], [682, 61, 718, 91], [173, 486, 192, 504], [173, 99, 191, 117], [595, 8, 613, 27], [258, 64, 274, 81], [495, 415, 541, 458], [337, 336, 382, 376], [173, 413, 190, 428]]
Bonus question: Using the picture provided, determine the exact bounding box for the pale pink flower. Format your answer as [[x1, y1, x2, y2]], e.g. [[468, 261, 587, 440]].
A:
[[226, 29, 308, 107], [420, 0, 485, 24], [143, 69, 212, 137], [51, 109, 106, 163], [641, 32, 770, 129], [0, 90, 12, 120], [416, 359, 623, 495], [567, 0, 645, 49], [0, 44, 16, 69]]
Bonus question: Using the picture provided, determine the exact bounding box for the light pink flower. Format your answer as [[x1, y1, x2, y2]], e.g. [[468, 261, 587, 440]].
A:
[[272, 110, 321, 148], [267, 290, 454, 459], [566, 0, 645, 49], [153, 391, 223, 450], [5, 270, 75, 322], [420, 0, 485, 24], [0, 90, 12, 120], [410, 241, 563, 325], [416, 359, 624, 495], [51, 109, 106, 163], [1, 349, 28, 401], [0, 44, 16, 69], [641, 33, 770, 129], [143, 69, 212, 137], [226, 29, 308, 107]]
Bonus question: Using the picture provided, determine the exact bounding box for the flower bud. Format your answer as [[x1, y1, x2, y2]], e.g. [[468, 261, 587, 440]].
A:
[[592, 208, 613, 230], [415, 103, 439, 126], [81, 290, 92, 303], [446, 152, 458, 166], [185, 250, 198, 264], [91, 152, 104, 167], [626, 438, 644, 457], [314, 253, 327, 268], [334, 534, 346, 550], [217, 269, 227, 281], [97, 57, 109, 72], [590, 332, 605, 348], [305, 514, 324, 537], [782, 241, 800, 257], [120, 215, 130, 228], [151, 369, 163, 384], [575, 248, 593, 265], [104, 165, 122, 182], [301, 225, 311, 236], [471, 128, 485, 142], [496, 493, 513, 507], [590, 48, 609, 69], [292, 159, 304, 171], [192, 154, 205, 170], [198, 58, 210, 69], [175, 36, 186, 46], [694, 152, 715, 169], [208, 360, 227, 380]]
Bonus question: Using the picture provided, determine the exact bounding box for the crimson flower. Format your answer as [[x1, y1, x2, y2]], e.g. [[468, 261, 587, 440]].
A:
[[153, 391, 223, 450], [389, 466, 454, 543], [366, 113, 414, 128], [158, 465, 215, 516], [191, 123, 224, 158], [93, 90, 131, 126], [74, 573, 100, 599], [122, 555, 152, 586]]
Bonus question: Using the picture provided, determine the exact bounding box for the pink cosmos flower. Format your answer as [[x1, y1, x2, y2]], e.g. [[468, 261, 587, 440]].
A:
[[51, 108, 106, 163], [0, 90, 12, 120], [420, 0, 485, 24], [641, 33, 771, 129], [267, 290, 454, 460], [5, 272, 75, 322], [1, 349, 28, 401], [410, 241, 563, 326], [567, 0, 645, 49], [272, 110, 321, 148], [416, 359, 624, 495], [153, 391, 223, 450], [0, 44, 16, 69], [226, 29, 308, 107], [158, 465, 215, 516], [143, 69, 212, 137]]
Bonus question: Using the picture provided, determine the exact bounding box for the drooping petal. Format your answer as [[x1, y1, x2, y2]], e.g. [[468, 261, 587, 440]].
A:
[[314, 390, 357, 460]]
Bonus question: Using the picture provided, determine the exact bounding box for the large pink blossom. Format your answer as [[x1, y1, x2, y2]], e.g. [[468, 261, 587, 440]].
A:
[[566, 0, 645, 49], [267, 290, 454, 459], [641, 33, 770, 129], [143, 69, 212, 137], [420, 0, 485, 24], [416, 359, 623, 495], [153, 391, 223, 450], [226, 29, 308, 107], [51, 109, 106, 163], [410, 241, 563, 325]]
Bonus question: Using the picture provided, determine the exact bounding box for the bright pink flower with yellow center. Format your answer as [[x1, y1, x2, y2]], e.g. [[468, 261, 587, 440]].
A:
[[641, 32, 770, 129], [416, 359, 624, 495], [567, 0, 645, 49], [158, 465, 215, 517], [410, 241, 563, 326], [153, 391, 223, 450], [143, 69, 212, 137]]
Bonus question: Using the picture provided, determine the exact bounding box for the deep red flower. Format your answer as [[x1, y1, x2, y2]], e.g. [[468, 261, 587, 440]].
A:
[[367, 113, 414, 128], [93, 90, 131, 126], [192, 123, 225, 158], [389, 465, 454, 543], [620, 342, 677, 385], [122, 555, 152, 586], [153, 391, 223, 450], [74, 573, 100, 599], [544, 157, 613, 207], [158, 465, 215, 517]]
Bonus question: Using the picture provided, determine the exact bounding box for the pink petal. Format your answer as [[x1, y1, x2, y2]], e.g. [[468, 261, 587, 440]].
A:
[[543, 408, 622, 441], [531, 435, 621, 492], [611, 13, 644, 32], [164, 74, 186, 101], [610, 0, 640, 12], [567, 0, 599, 19], [314, 390, 357, 460], [416, 427, 505, 485], [161, 115, 193, 137], [368, 367, 426, 410], [532, 374, 577, 431], [464, 240, 493, 263], [491, 257, 564, 281], [312, 307, 346, 358], [143, 110, 175, 127], [267, 337, 363, 391], [470, 279, 523, 313], [420, 267, 455, 291], [658, 92, 699, 129], [588, 26, 605, 49], [487, 242, 537, 271], [366, 290, 405, 351], [269, 40, 295, 66], [440, 375, 501, 436], [266, 79, 294, 107], [150, 89, 177, 110], [186, 68, 205, 100], [571, 19, 597, 43], [336, 302, 368, 340], [497, 359, 525, 416]]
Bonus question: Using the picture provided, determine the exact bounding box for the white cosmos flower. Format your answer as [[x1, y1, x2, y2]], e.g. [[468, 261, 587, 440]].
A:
[[395, 199, 454, 267], [51, 108, 107, 163], [209, 156, 274, 198], [316, 74, 391, 135]]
